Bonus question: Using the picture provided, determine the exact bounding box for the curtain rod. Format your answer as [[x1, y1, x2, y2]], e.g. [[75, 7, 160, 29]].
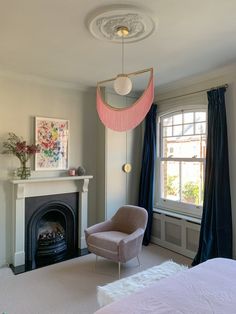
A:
[[158, 83, 228, 102]]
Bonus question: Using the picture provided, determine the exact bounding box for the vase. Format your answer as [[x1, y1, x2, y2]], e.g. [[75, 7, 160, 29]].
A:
[[17, 161, 31, 180]]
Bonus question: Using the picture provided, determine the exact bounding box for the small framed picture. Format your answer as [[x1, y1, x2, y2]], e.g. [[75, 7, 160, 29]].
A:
[[35, 117, 69, 170]]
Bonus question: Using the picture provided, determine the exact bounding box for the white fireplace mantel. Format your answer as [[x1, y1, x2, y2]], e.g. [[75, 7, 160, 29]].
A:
[[11, 175, 93, 267]]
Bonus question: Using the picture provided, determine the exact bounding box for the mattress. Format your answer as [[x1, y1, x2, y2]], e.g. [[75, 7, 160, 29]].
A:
[[94, 258, 236, 314]]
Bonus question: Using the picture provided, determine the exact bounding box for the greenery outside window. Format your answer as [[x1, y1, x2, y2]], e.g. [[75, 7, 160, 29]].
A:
[[156, 108, 207, 218]]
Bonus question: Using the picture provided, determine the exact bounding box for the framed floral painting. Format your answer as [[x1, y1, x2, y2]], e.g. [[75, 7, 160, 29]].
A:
[[35, 117, 69, 170]]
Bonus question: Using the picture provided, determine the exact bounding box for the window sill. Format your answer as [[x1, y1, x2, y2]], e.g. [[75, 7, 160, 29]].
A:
[[153, 207, 201, 224]]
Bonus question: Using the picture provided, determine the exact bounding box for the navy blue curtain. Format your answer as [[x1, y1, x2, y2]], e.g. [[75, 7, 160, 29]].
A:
[[192, 87, 232, 266], [138, 104, 157, 245]]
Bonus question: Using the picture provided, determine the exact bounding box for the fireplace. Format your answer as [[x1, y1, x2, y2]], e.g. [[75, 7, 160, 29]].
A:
[[11, 175, 92, 274], [25, 193, 78, 270]]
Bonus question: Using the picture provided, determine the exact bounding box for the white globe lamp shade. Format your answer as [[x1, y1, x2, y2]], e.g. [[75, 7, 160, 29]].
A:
[[113, 75, 132, 96]]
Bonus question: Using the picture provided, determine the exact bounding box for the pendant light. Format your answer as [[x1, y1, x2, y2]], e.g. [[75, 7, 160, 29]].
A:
[[96, 25, 154, 132], [113, 26, 132, 96]]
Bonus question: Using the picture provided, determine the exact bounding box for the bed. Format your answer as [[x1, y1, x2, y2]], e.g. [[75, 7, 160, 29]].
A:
[[94, 258, 236, 314]]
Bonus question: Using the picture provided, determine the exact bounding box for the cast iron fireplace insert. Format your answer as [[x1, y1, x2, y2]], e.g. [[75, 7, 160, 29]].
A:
[[25, 193, 78, 271]]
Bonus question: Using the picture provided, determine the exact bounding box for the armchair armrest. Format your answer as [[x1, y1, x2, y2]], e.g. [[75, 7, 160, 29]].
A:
[[119, 228, 145, 263], [84, 220, 114, 242]]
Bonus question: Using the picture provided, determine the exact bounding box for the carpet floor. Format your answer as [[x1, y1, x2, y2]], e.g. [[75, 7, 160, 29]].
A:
[[0, 244, 192, 314]]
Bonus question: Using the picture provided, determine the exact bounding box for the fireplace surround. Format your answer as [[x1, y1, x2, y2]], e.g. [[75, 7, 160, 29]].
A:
[[11, 175, 92, 273]]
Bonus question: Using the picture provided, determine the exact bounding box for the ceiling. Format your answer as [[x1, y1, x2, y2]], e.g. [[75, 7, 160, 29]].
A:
[[0, 0, 236, 91]]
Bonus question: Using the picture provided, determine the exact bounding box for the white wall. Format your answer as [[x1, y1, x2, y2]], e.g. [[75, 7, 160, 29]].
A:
[[0, 74, 97, 267], [155, 63, 236, 259]]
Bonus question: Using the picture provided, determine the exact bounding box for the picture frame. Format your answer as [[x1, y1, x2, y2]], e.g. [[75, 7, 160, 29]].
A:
[[35, 117, 69, 170]]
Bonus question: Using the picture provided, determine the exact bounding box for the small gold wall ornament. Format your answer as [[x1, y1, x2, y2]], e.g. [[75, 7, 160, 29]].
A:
[[122, 163, 132, 173]]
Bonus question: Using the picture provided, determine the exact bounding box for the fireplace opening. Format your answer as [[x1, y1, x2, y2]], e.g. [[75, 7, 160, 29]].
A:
[[36, 213, 68, 267], [25, 193, 78, 270]]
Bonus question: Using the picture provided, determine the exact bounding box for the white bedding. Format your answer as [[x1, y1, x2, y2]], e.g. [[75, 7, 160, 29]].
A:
[[95, 258, 236, 314], [97, 260, 188, 307]]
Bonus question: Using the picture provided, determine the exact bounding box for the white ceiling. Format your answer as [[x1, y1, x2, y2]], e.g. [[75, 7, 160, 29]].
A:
[[0, 0, 236, 91]]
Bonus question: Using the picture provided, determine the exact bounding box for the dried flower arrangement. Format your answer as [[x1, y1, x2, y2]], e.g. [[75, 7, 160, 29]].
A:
[[2, 132, 40, 179]]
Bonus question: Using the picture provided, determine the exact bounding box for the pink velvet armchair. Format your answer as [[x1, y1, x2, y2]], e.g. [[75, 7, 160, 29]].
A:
[[84, 205, 148, 277]]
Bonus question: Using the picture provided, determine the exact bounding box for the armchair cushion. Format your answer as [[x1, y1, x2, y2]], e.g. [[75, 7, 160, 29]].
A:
[[87, 231, 129, 262], [85, 220, 113, 242]]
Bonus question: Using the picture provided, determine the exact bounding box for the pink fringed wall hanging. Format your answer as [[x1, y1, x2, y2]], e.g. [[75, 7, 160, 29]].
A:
[[96, 68, 154, 132]]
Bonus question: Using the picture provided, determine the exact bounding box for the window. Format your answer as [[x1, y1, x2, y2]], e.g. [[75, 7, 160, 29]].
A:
[[156, 109, 207, 218]]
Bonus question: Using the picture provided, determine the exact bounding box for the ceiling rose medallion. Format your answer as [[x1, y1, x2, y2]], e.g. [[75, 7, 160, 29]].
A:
[[88, 5, 156, 43]]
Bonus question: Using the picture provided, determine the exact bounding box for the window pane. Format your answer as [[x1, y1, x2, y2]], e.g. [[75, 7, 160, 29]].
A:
[[195, 122, 206, 134], [163, 126, 172, 137], [173, 125, 182, 136], [184, 112, 194, 124], [162, 135, 206, 158], [162, 137, 175, 157], [163, 117, 172, 126], [181, 162, 204, 206], [173, 114, 182, 125], [195, 112, 206, 122], [159, 109, 207, 214], [183, 124, 194, 135], [161, 161, 180, 201]]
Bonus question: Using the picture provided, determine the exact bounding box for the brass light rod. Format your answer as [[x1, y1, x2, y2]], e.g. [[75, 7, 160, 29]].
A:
[[97, 68, 153, 86]]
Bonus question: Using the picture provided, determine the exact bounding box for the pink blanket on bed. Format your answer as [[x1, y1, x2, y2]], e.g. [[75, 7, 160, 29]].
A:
[[95, 258, 236, 314]]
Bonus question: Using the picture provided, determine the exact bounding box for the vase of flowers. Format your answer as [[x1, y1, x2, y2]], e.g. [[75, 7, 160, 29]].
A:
[[2, 133, 40, 179]]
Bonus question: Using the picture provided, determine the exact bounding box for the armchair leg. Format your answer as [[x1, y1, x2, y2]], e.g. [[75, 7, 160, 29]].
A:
[[118, 262, 121, 279], [137, 255, 140, 267], [94, 255, 98, 271]]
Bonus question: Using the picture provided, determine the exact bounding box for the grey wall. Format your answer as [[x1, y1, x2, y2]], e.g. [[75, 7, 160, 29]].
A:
[[0, 74, 97, 266], [96, 91, 142, 221], [2, 62, 235, 267]]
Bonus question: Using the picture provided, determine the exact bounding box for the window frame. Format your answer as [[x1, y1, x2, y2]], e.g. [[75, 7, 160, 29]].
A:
[[155, 104, 207, 218]]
